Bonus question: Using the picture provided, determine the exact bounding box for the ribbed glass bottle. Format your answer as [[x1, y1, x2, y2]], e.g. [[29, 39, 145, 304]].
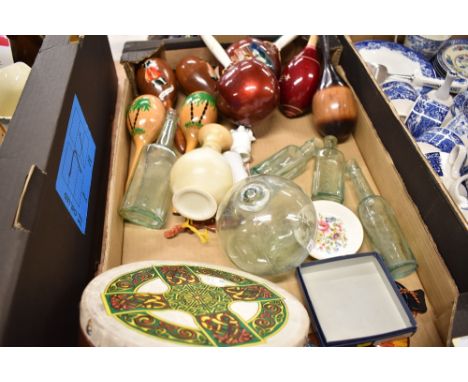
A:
[[345, 159, 417, 279]]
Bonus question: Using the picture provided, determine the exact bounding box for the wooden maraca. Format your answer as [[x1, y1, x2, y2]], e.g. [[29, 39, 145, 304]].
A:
[[227, 35, 297, 78], [175, 56, 219, 97], [179, 91, 218, 152], [136, 58, 177, 109], [136, 57, 186, 153], [201, 35, 279, 128], [312, 36, 358, 142], [279, 35, 321, 118], [126, 95, 166, 188]]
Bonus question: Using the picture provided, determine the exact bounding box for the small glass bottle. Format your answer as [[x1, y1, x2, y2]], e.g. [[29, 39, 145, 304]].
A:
[[345, 159, 418, 279], [119, 109, 178, 229], [311, 135, 345, 203], [312, 35, 358, 142], [250, 138, 318, 180]]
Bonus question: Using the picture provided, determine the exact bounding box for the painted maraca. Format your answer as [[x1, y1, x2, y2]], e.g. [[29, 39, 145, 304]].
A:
[[227, 35, 298, 78], [126, 95, 166, 188], [279, 35, 321, 118], [312, 36, 358, 142], [179, 91, 218, 152], [201, 35, 279, 128], [136, 58, 177, 109], [176, 56, 219, 97]]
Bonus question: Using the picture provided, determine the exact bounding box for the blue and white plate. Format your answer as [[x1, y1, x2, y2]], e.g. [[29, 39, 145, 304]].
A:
[[436, 39, 468, 80], [355, 40, 438, 85]]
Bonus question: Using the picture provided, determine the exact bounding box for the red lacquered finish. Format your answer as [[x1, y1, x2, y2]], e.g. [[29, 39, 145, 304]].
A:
[[217, 59, 279, 127], [279, 36, 321, 118], [227, 37, 281, 78]]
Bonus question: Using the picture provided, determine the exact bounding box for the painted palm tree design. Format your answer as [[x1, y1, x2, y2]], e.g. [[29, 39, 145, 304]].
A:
[[127, 97, 152, 136], [185, 92, 216, 129]]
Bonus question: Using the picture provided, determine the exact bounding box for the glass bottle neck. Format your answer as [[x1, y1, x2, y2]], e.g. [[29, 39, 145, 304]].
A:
[[319, 35, 345, 89], [299, 138, 318, 161], [345, 159, 375, 202], [323, 135, 337, 150], [156, 109, 178, 148]]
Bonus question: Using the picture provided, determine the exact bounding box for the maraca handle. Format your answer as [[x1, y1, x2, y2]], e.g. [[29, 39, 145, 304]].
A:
[[274, 35, 298, 51], [200, 35, 232, 68], [126, 145, 143, 190]]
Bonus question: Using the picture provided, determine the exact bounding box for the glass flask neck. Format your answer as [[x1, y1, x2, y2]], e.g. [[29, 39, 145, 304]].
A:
[[238, 181, 271, 212], [345, 159, 375, 202], [156, 108, 178, 148], [319, 35, 345, 89], [323, 135, 337, 150], [299, 138, 318, 161]]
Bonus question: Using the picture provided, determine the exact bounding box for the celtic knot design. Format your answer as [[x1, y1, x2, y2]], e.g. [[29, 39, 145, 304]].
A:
[[165, 283, 232, 316], [102, 265, 288, 346]]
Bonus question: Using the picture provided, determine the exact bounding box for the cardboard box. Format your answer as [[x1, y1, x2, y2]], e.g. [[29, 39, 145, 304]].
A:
[[97, 36, 458, 346], [0, 36, 118, 345], [342, 36, 468, 293]]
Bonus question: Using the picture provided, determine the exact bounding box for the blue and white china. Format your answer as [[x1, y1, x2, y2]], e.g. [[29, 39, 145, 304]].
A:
[[382, 79, 418, 119], [405, 95, 450, 138], [424, 73, 455, 112], [416, 127, 463, 154], [355, 40, 437, 110], [446, 146, 468, 221], [404, 35, 451, 60], [417, 130, 467, 216], [437, 39, 468, 78], [356, 40, 438, 82], [446, 116, 467, 140], [382, 80, 418, 101], [450, 89, 468, 117]]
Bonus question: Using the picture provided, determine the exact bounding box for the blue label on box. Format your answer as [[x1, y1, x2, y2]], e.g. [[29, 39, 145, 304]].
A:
[[55, 95, 96, 234]]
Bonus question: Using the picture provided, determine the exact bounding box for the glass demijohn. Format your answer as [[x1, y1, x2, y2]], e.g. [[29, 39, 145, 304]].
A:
[[216, 175, 317, 276], [119, 109, 178, 229]]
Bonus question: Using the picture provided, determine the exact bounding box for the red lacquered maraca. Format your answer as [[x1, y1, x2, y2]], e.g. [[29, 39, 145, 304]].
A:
[[227, 35, 297, 78], [279, 35, 321, 118], [201, 35, 279, 128]]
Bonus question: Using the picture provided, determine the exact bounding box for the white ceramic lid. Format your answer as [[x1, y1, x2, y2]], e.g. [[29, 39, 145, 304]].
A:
[[310, 200, 364, 260], [80, 260, 310, 347]]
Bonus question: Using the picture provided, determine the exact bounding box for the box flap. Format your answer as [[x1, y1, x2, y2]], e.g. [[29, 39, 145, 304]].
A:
[[0, 35, 117, 345]]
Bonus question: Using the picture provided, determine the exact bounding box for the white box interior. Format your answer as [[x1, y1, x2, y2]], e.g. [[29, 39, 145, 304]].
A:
[[301, 256, 413, 343]]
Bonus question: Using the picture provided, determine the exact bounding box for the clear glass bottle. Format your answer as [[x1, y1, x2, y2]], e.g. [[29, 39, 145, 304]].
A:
[[250, 138, 318, 180], [345, 159, 418, 279], [311, 135, 345, 203], [119, 109, 178, 229]]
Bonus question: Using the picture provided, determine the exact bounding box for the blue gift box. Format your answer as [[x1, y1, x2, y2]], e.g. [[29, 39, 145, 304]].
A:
[[296, 252, 417, 347]]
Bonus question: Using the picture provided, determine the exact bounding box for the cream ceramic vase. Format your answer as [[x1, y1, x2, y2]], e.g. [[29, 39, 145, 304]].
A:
[[170, 123, 233, 220]]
